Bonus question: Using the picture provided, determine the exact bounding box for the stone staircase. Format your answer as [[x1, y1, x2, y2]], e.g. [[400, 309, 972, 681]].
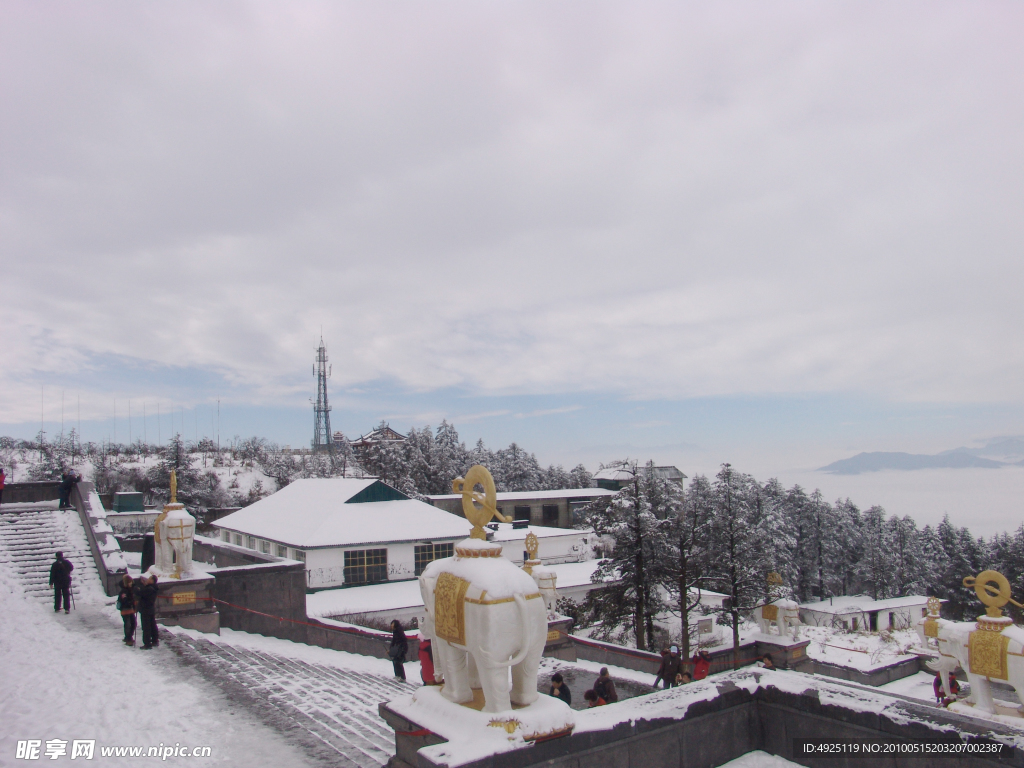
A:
[[0, 503, 102, 604], [167, 631, 415, 768]]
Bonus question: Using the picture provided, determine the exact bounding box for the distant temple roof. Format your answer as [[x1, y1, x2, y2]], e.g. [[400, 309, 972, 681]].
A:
[[351, 424, 407, 447]]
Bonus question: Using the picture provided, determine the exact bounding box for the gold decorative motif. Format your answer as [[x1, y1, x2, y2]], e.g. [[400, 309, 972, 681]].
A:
[[923, 619, 939, 638], [172, 591, 196, 605], [766, 572, 783, 586], [525, 532, 539, 559], [170, 469, 177, 504], [452, 466, 510, 540], [454, 545, 503, 558], [464, 592, 541, 605], [434, 572, 470, 645], [963, 570, 1023, 618], [488, 718, 522, 734], [927, 596, 942, 617], [791, 647, 804, 659], [546, 630, 561, 643], [762, 604, 778, 622], [969, 629, 1010, 680]]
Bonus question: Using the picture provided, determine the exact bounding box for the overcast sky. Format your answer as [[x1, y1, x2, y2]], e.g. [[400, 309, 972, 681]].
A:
[[2, 2, 1022, 527]]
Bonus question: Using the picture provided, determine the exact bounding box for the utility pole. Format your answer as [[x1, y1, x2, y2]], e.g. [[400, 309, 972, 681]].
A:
[[311, 337, 334, 454]]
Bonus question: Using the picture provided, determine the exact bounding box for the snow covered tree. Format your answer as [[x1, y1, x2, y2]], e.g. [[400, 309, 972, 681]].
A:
[[433, 420, 469, 494], [569, 463, 593, 488], [493, 443, 542, 491], [706, 464, 772, 667], [584, 461, 675, 650], [668, 473, 713, 658]]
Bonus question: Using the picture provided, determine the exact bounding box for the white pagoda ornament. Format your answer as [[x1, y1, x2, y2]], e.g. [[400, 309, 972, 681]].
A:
[[152, 470, 196, 579]]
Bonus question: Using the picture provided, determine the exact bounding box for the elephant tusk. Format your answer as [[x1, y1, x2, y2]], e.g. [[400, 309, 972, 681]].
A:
[[477, 594, 534, 669]]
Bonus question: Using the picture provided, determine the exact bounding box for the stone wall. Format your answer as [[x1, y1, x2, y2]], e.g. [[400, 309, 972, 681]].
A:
[[2, 481, 61, 504], [384, 675, 1022, 768], [793, 655, 921, 686]]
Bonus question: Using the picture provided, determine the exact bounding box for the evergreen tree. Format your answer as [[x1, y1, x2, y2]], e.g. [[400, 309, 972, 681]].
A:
[[668, 472, 712, 658], [706, 464, 771, 667], [584, 461, 675, 650]]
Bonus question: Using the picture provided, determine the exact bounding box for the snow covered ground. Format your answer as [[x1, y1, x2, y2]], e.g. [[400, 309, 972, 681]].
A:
[[800, 626, 919, 671], [0, 564, 318, 766]]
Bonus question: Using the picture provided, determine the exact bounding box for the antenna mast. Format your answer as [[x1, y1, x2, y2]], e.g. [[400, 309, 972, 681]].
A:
[[312, 337, 333, 454]]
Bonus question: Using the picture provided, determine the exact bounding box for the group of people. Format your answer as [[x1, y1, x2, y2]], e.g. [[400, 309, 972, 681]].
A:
[[653, 647, 709, 689], [116, 572, 161, 649], [550, 667, 619, 707]]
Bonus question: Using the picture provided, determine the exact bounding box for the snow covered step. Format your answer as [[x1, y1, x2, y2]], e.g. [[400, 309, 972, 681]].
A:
[[164, 632, 414, 767], [0, 507, 102, 603]]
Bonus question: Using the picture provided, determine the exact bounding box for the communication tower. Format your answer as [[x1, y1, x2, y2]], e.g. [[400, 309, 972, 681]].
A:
[[312, 337, 333, 453]]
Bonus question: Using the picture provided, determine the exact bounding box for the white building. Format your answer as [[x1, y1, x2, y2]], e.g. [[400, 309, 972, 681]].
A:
[[213, 478, 596, 591], [799, 595, 939, 632], [213, 478, 471, 590]]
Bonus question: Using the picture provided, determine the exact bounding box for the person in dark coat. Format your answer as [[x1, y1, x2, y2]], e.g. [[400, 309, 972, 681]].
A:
[[0, 466, 6, 506], [549, 672, 572, 706], [594, 667, 618, 703], [49, 551, 74, 613], [389, 620, 408, 680], [138, 574, 160, 649], [692, 649, 712, 680], [759, 654, 777, 671], [117, 574, 137, 646], [418, 634, 437, 684], [655, 646, 683, 688]]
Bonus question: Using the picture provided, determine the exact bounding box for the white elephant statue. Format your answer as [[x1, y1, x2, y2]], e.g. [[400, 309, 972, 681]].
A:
[[420, 553, 547, 714], [917, 573, 1024, 715], [754, 599, 801, 639]]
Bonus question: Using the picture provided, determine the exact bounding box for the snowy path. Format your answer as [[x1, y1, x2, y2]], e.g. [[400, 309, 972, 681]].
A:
[[0, 501, 405, 767]]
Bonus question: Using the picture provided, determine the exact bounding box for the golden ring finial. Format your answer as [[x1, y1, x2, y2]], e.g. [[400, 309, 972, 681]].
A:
[[963, 570, 1023, 618], [926, 596, 942, 617], [452, 465, 511, 540]]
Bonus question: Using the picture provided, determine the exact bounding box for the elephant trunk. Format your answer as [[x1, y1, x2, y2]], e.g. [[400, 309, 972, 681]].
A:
[[477, 594, 535, 669]]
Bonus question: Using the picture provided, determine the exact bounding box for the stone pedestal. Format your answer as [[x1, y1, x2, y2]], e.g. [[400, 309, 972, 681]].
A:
[[153, 572, 220, 635], [749, 631, 810, 669], [544, 616, 576, 662]]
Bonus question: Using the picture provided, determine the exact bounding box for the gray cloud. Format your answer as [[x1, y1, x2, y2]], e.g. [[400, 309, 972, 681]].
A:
[[2, 1, 1022, 422]]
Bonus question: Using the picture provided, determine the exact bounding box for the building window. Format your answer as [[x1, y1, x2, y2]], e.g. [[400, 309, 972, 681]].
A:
[[542, 504, 559, 525], [277, 544, 288, 558], [414, 542, 454, 575], [222, 530, 230, 542], [260, 540, 271, 554], [514, 505, 531, 521], [247, 536, 257, 550], [292, 549, 305, 563], [344, 548, 388, 585], [233, 533, 243, 546]]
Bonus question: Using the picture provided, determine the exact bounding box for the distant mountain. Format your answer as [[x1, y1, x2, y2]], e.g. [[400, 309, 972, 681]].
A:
[[820, 449, 1006, 475]]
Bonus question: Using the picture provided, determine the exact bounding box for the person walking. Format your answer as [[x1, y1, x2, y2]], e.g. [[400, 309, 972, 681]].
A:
[[49, 552, 74, 613], [389, 620, 408, 681], [549, 672, 572, 706], [594, 667, 618, 703], [117, 574, 138, 646], [138, 574, 160, 649], [655, 646, 683, 688], [418, 633, 436, 685]]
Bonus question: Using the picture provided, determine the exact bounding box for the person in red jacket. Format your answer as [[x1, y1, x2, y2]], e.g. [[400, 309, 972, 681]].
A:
[[0, 466, 5, 507], [418, 634, 437, 685], [692, 650, 711, 680]]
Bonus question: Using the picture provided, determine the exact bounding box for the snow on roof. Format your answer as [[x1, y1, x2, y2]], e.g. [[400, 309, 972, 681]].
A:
[[212, 478, 471, 549], [487, 523, 593, 541], [799, 594, 938, 615], [590, 467, 635, 481], [428, 488, 617, 501], [306, 560, 605, 618]]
